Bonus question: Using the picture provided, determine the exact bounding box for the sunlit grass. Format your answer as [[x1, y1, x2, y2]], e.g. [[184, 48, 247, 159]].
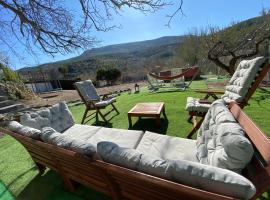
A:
[[1, 81, 270, 199]]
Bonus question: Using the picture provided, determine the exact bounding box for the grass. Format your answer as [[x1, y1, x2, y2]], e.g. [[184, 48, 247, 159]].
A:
[[0, 80, 270, 200]]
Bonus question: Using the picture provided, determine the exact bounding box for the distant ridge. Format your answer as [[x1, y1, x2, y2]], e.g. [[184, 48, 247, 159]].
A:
[[18, 13, 270, 81], [80, 36, 184, 58], [18, 36, 184, 72]]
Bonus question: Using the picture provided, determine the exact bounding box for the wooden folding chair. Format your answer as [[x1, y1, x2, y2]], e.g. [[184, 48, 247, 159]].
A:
[[186, 57, 270, 123], [74, 80, 119, 124]]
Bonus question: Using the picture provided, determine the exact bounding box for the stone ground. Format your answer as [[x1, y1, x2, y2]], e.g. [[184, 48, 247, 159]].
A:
[[19, 81, 147, 108]]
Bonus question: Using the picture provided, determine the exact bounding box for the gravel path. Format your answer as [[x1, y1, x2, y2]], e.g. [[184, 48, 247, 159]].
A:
[[20, 81, 147, 108]]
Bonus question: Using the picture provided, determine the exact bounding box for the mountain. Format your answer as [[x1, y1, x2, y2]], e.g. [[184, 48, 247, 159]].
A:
[[18, 36, 186, 81], [80, 36, 184, 58], [18, 14, 270, 81]]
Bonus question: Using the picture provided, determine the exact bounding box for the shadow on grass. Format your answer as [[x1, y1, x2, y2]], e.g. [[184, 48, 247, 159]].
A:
[[252, 88, 270, 112], [129, 117, 169, 135], [258, 87, 270, 94], [92, 121, 113, 128], [17, 170, 110, 200], [0, 166, 36, 199], [148, 89, 185, 94], [0, 181, 14, 200]]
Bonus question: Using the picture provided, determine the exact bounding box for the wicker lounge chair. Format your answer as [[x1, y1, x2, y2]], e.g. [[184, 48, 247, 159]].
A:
[[74, 80, 119, 124], [1, 100, 270, 200], [186, 57, 270, 123]]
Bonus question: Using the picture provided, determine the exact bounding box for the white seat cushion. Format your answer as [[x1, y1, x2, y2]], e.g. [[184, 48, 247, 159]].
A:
[[62, 124, 102, 141], [136, 131, 198, 162], [95, 98, 116, 107], [41, 127, 95, 156], [87, 127, 144, 149], [185, 97, 211, 112]]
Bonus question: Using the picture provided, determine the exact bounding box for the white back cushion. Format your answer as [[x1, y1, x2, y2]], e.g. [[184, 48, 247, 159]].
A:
[[41, 127, 95, 156], [20, 101, 75, 133], [97, 141, 256, 199], [196, 99, 254, 173], [222, 57, 266, 103], [74, 80, 100, 102], [7, 121, 41, 139]]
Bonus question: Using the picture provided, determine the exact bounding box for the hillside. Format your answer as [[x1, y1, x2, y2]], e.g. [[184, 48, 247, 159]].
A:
[[18, 14, 270, 81], [18, 36, 185, 81], [80, 36, 184, 58]]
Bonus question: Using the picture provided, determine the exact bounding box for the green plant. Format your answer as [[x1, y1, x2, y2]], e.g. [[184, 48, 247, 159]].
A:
[[0, 63, 21, 82], [96, 67, 121, 85], [0, 63, 36, 100]]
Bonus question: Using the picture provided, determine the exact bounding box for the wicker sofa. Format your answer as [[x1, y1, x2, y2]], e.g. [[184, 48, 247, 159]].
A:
[[2, 101, 270, 200]]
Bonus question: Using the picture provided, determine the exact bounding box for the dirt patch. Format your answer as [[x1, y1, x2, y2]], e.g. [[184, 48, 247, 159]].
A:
[[20, 81, 147, 108], [0, 132, 5, 138], [206, 82, 227, 91]]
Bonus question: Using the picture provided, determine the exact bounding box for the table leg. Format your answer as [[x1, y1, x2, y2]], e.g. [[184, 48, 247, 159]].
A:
[[162, 106, 166, 118], [128, 114, 132, 127], [156, 116, 161, 128]]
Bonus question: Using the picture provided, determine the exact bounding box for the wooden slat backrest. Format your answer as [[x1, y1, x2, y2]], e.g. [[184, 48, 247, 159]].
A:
[[95, 160, 236, 200], [229, 102, 270, 199], [229, 102, 270, 164], [244, 62, 270, 105], [0, 127, 118, 198]]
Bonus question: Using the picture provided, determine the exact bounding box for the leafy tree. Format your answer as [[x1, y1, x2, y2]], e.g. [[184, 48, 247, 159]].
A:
[[0, 63, 21, 82], [0, 62, 35, 99], [58, 66, 69, 78], [96, 67, 121, 85]]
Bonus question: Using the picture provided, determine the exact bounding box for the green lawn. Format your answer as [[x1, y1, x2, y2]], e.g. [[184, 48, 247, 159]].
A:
[[1, 81, 270, 200]]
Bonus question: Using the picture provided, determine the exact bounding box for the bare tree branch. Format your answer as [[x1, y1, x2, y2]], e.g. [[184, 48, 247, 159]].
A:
[[0, 0, 183, 56], [206, 22, 270, 75]]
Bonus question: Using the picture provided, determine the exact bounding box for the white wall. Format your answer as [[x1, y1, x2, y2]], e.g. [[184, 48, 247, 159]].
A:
[[25, 82, 53, 93]]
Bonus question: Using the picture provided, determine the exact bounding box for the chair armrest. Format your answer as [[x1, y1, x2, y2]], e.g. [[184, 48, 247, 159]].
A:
[[193, 89, 224, 94], [198, 99, 212, 104], [100, 93, 111, 100]]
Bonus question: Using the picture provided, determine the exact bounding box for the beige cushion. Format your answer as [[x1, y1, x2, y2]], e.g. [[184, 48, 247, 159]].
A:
[[74, 80, 100, 102], [41, 127, 72, 146], [137, 154, 171, 179], [20, 102, 75, 133], [41, 127, 95, 156], [170, 160, 256, 199], [62, 124, 102, 141], [7, 121, 41, 139], [186, 57, 267, 113], [185, 97, 211, 112], [87, 127, 144, 149], [97, 141, 142, 170], [196, 99, 254, 173], [95, 98, 116, 107], [136, 131, 198, 162], [221, 57, 266, 103], [97, 141, 256, 200]]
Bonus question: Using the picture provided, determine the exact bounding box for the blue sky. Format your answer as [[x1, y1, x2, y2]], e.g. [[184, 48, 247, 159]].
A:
[[3, 0, 270, 69]]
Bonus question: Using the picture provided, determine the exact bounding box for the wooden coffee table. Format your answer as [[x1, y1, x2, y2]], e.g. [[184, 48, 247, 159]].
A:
[[128, 102, 165, 128]]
